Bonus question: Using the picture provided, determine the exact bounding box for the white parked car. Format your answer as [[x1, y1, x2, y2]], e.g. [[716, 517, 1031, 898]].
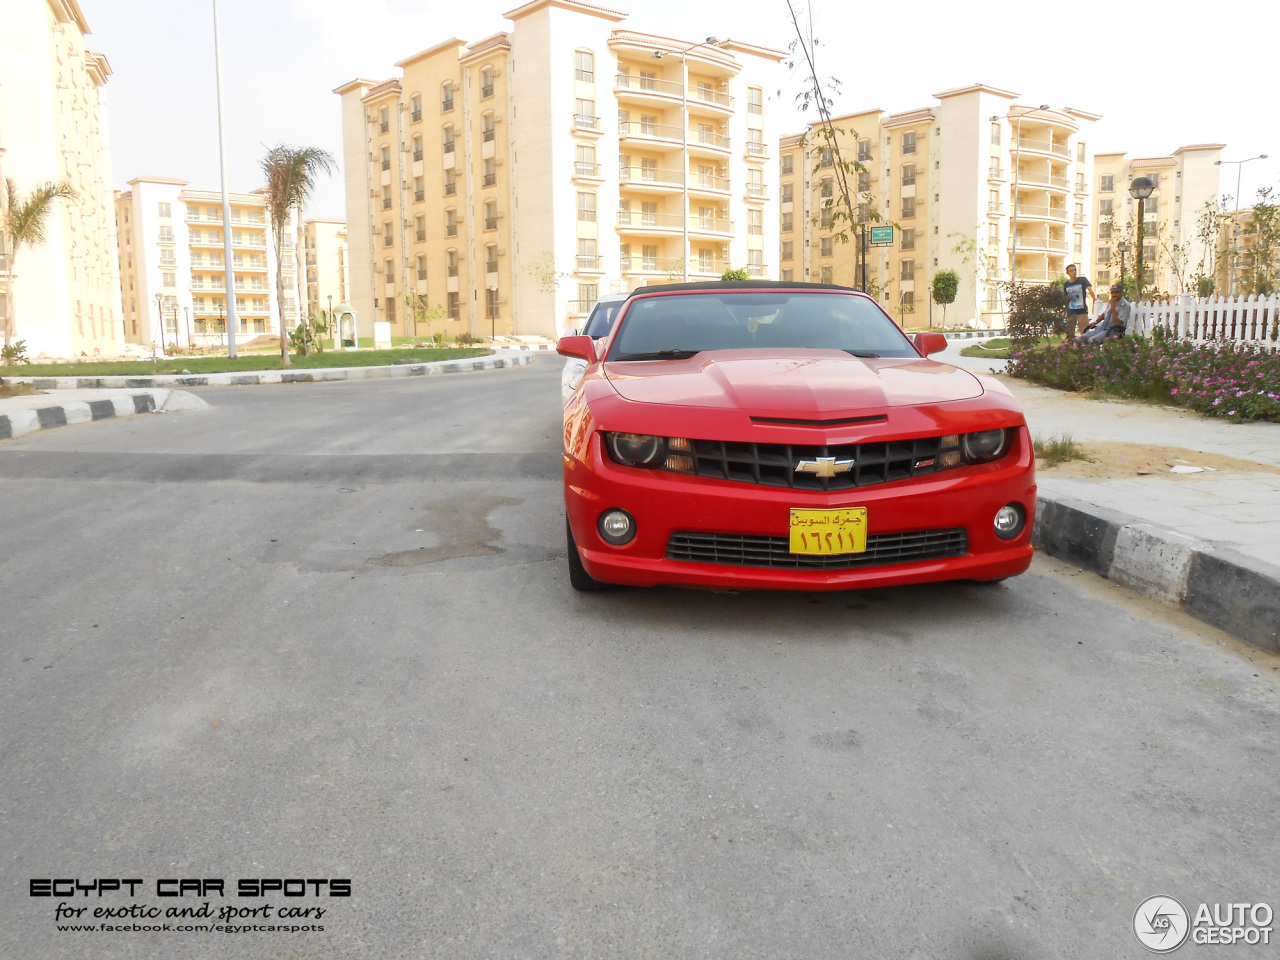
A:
[[560, 293, 627, 405]]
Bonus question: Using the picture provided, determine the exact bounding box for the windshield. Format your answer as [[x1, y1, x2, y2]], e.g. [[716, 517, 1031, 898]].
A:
[[583, 300, 624, 338], [607, 292, 919, 360]]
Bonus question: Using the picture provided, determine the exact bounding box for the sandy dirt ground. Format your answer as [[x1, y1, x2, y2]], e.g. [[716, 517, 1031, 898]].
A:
[[1036, 440, 1280, 481]]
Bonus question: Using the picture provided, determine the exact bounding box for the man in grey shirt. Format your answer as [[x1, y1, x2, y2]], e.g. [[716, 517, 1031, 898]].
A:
[[1078, 283, 1131, 343]]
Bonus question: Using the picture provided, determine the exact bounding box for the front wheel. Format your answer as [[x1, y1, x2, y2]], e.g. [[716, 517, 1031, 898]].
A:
[[566, 516, 609, 592]]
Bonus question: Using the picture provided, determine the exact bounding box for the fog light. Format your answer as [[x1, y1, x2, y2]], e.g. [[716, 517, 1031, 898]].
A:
[[598, 509, 636, 545], [993, 503, 1025, 540]]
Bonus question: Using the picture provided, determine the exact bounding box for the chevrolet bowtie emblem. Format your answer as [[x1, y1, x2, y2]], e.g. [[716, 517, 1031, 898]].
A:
[[795, 456, 854, 478]]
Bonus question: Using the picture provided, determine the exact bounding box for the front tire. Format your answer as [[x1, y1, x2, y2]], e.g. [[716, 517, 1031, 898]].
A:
[[566, 516, 608, 591]]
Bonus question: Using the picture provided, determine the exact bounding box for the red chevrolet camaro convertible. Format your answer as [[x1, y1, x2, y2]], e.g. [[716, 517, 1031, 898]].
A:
[[558, 281, 1035, 592]]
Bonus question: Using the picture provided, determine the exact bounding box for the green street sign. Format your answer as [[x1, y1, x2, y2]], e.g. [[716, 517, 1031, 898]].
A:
[[870, 226, 894, 245]]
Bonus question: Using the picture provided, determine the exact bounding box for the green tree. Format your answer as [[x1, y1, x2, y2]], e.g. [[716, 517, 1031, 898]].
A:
[[720, 266, 749, 280], [930, 270, 959, 326], [260, 145, 335, 365], [1241, 187, 1280, 296], [400, 290, 446, 340], [2, 178, 77, 358]]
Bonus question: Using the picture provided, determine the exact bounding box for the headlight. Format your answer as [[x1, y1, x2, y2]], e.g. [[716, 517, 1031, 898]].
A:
[[963, 429, 1009, 462], [606, 433, 666, 467]]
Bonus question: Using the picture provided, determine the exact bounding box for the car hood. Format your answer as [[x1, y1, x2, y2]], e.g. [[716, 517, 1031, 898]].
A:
[[604, 350, 984, 416]]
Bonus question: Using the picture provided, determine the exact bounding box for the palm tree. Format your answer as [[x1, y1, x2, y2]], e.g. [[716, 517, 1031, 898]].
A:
[[3, 179, 77, 358], [260, 146, 334, 366]]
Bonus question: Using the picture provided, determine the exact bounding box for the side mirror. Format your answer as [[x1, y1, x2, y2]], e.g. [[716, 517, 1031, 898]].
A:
[[913, 332, 948, 357], [557, 335, 597, 364]]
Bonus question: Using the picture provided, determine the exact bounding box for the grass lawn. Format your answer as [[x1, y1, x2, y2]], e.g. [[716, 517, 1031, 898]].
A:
[[959, 336, 1064, 359], [0, 347, 492, 379]]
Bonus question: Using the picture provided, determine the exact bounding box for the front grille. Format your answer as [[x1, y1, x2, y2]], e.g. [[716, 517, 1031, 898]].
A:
[[688, 437, 944, 491], [666, 528, 968, 570]]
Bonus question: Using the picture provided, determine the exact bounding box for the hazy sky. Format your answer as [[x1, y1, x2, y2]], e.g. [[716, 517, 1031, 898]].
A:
[[84, 0, 1276, 221]]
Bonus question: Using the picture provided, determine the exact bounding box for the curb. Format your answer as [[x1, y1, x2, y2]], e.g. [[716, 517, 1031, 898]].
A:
[[0, 389, 208, 441], [3, 350, 535, 391], [1034, 495, 1280, 654]]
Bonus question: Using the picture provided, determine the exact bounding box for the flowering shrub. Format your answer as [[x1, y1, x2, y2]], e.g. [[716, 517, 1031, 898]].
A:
[[1007, 338, 1280, 423]]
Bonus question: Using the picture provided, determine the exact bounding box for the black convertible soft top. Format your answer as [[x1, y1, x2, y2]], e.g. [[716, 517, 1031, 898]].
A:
[[626, 280, 862, 298]]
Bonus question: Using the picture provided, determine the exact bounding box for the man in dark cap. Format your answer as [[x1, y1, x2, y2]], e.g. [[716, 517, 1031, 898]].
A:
[[1078, 283, 1131, 343]]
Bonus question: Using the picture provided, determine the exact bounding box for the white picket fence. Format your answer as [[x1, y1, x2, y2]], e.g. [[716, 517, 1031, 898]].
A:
[[1131, 294, 1280, 350]]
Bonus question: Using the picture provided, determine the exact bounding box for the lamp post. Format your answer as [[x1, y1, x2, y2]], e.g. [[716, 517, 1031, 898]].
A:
[[328, 294, 337, 351], [1117, 239, 1128, 289], [1002, 104, 1050, 286], [154, 293, 166, 353], [487, 281, 498, 341], [653, 37, 720, 283], [1214, 154, 1269, 296], [1130, 176, 1154, 302], [212, 0, 238, 357], [184, 305, 191, 346], [217, 300, 225, 349]]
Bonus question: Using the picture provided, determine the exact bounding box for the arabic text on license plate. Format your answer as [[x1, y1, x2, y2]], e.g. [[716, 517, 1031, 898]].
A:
[[789, 507, 868, 555]]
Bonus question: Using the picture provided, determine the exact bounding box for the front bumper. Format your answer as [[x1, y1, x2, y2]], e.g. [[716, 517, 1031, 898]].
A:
[[565, 429, 1036, 591]]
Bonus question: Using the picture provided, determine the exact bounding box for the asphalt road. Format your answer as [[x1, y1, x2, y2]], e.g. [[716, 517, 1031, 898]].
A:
[[2, 356, 1278, 959]]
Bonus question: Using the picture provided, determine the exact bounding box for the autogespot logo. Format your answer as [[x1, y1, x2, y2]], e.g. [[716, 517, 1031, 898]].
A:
[[1134, 896, 1191, 953]]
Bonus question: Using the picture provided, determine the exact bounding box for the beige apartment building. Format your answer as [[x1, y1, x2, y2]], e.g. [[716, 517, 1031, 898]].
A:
[[1091, 146, 1223, 295], [303, 218, 349, 325], [781, 84, 1104, 327], [1217, 205, 1279, 297], [336, 0, 786, 341], [0, 0, 122, 358], [114, 177, 302, 347]]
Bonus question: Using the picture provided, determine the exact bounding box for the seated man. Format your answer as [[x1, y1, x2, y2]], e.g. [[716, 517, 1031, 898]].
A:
[[1078, 283, 1131, 343]]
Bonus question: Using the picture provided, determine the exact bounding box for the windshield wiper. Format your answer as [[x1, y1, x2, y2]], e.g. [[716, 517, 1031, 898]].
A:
[[611, 349, 701, 361], [843, 349, 881, 358]]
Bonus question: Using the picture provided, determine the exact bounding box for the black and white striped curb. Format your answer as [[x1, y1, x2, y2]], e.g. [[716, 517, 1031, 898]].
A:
[[0, 390, 207, 441], [940, 329, 1003, 340], [1034, 495, 1280, 654], [3, 349, 535, 391]]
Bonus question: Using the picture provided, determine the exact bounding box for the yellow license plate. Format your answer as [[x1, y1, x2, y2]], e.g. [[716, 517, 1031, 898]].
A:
[[789, 507, 868, 555]]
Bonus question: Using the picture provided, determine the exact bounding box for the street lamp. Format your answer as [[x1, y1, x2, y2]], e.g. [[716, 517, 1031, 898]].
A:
[[154, 293, 166, 353], [1117, 238, 1128, 288], [184, 305, 191, 347], [217, 299, 225, 349], [1001, 104, 1050, 285], [653, 36, 720, 283], [1130, 176, 1154, 302], [1214, 154, 1269, 297], [328, 294, 337, 350], [212, 0, 238, 358], [487, 281, 498, 341]]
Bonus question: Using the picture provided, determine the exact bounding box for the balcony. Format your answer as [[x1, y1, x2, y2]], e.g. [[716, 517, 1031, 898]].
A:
[[621, 255, 683, 276], [988, 167, 1006, 182], [1010, 236, 1069, 253], [1014, 137, 1069, 158], [573, 114, 601, 133], [1016, 171, 1070, 191], [688, 128, 731, 156], [573, 161, 602, 180], [690, 259, 730, 276], [619, 120, 683, 146], [744, 183, 768, 201], [614, 73, 684, 103], [576, 255, 604, 272], [746, 263, 768, 277], [745, 142, 768, 160], [689, 172, 731, 196], [617, 210, 683, 233], [1011, 202, 1068, 222], [987, 202, 1005, 215], [566, 299, 593, 315], [619, 165, 684, 190], [689, 85, 733, 111]]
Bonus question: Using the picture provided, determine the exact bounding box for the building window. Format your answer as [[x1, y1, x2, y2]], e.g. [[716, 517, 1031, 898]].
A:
[[901, 227, 915, 250], [901, 291, 914, 311], [901, 197, 916, 219], [781, 269, 793, 282], [987, 223, 999, 243], [820, 178, 833, 200], [575, 143, 596, 176], [1097, 221, 1113, 239], [486, 244, 500, 274], [412, 136, 423, 162], [574, 99, 597, 129], [447, 292, 460, 317], [480, 67, 495, 99], [748, 86, 763, 115], [442, 125, 455, 153], [384, 258, 394, 282], [483, 157, 497, 187], [446, 249, 458, 278], [445, 208, 457, 237], [576, 238, 597, 270], [381, 145, 391, 171], [383, 222, 394, 247], [781, 211, 793, 232], [749, 209, 763, 236], [382, 185, 392, 210], [482, 114, 495, 143], [820, 236, 832, 258], [819, 205, 832, 229], [1099, 199, 1114, 217], [989, 157, 1002, 178], [386, 299, 396, 322], [484, 200, 498, 231], [1097, 246, 1111, 263], [900, 260, 914, 281], [1149, 172, 1160, 188], [575, 50, 594, 82], [781, 240, 793, 261], [414, 176, 425, 203], [1077, 141, 1086, 162], [819, 265, 832, 284], [415, 216, 426, 243], [416, 255, 427, 281], [1100, 174, 1114, 192], [444, 169, 456, 196], [901, 163, 916, 186], [858, 138, 872, 161], [441, 83, 454, 113], [781, 182, 793, 203], [379, 106, 389, 133], [158, 202, 171, 218], [485, 286, 499, 317], [819, 148, 833, 168], [901, 131, 917, 155], [577, 192, 596, 222], [410, 94, 422, 123], [781, 154, 793, 175], [990, 121, 1001, 144]]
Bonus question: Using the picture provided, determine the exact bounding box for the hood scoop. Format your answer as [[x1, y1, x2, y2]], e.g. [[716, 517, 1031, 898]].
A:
[[749, 414, 889, 427]]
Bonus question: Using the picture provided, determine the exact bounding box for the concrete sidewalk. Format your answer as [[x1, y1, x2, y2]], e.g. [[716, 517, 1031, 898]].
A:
[[0, 387, 209, 440], [950, 339, 1280, 653]]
